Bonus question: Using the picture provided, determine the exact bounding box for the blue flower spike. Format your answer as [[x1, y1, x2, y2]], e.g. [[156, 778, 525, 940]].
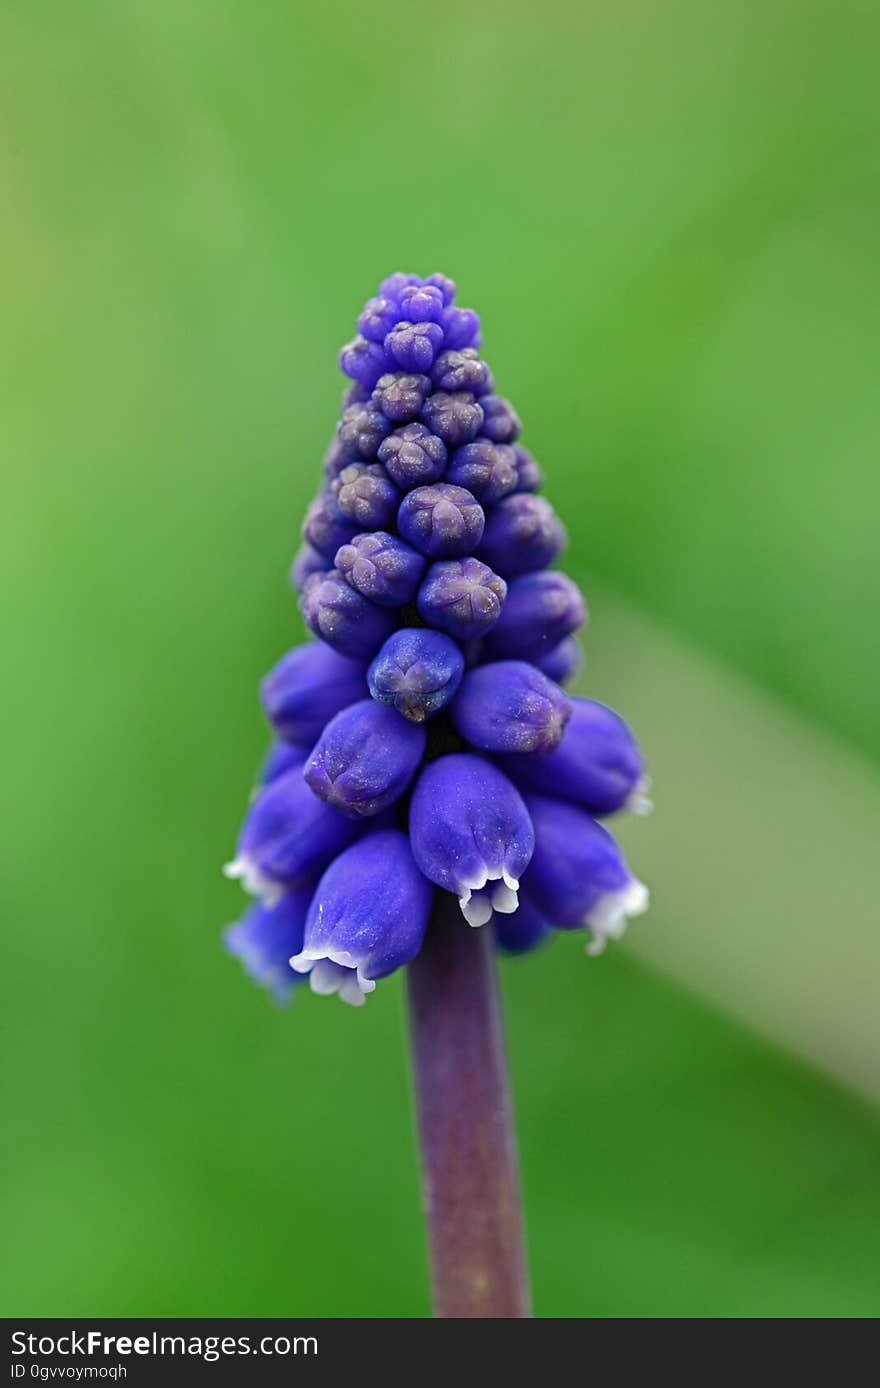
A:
[[224, 272, 650, 1004]]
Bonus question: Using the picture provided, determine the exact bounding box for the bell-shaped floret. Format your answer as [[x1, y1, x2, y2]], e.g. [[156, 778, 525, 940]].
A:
[[500, 698, 649, 817], [368, 628, 464, 722], [378, 423, 447, 488], [440, 304, 480, 350], [421, 391, 484, 447], [483, 570, 586, 660], [478, 395, 521, 444], [522, 794, 648, 954], [494, 895, 552, 954], [397, 483, 485, 559], [260, 642, 366, 744], [299, 571, 397, 660], [371, 371, 431, 424], [478, 493, 566, 577], [304, 699, 426, 818], [431, 348, 492, 395], [330, 462, 399, 530], [450, 660, 570, 754], [224, 888, 312, 1003], [385, 319, 444, 373], [335, 530, 426, 608], [338, 336, 389, 390], [224, 769, 359, 901], [409, 754, 534, 926], [416, 558, 507, 640], [336, 401, 391, 460], [290, 830, 433, 1005], [445, 439, 518, 504]]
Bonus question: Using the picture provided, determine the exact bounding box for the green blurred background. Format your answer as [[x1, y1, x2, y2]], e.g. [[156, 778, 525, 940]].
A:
[[3, 0, 879, 1317]]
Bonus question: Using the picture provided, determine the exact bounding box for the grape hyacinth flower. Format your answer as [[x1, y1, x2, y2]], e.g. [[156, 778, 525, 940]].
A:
[[368, 628, 464, 722], [478, 493, 567, 577], [224, 889, 312, 1003], [330, 462, 399, 529], [258, 739, 306, 787], [260, 643, 366, 744], [305, 699, 426, 818], [397, 483, 485, 558], [416, 556, 507, 639], [378, 423, 447, 488], [520, 794, 649, 955], [409, 754, 534, 925], [290, 831, 433, 1006], [334, 530, 426, 607], [224, 272, 652, 1318], [498, 697, 650, 816], [445, 438, 518, 503], [450, 660, 571, 754]]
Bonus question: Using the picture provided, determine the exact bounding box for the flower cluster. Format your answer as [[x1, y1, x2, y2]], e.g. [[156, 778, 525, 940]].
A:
[[224, 273, 650, 1005]]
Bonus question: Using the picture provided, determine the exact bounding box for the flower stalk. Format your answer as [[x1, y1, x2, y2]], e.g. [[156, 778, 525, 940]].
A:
[[407, 894, 531, 1318]]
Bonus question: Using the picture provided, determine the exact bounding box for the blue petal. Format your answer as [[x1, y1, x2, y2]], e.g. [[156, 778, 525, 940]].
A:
[[494, 895, 553, 954], [257, 740, 308, 787], [446, 439, 517, 503], [521, 793, 648, 953], [226, 768, 359, 898], [397, 483, 485, 559], [416, 557, 507, 640], [450, 659, 570, 753], [368, 628, 464, 722], [500, 698, 649, 817], [260, 642, 366, 744], [409, 753, 534, 925], [291, 830, 433, 1004], [478, 493, 566, 577], [299, 571, 397, 660], [533, 635, 583, 684], [378, 423, 447, 488], [224, 889, 312, 1004], [484, 570, 586, 661], [335, 530, 426, 608], [304, 699, 426, 817]]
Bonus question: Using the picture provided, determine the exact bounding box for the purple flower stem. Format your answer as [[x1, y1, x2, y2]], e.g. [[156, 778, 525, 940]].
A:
[[406, 892, 532, 1318]]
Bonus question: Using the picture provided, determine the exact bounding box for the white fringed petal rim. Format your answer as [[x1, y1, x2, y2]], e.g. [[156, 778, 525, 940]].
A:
[[289, 947, 376, 1007], [222, 855, 285, 905], [624, 774, 654, 817], [584, 879, 650, 956], [458, 867, 520, 927]]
